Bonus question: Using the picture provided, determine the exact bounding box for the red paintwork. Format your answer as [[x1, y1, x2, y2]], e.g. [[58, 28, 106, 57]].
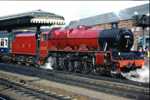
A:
[[95, 52, 105, 64], [40, 40, 48, 57], [12, 33, 48, 58], [48, 26, 100, 51], [117, 59, 144, 69], [12, 34, 36, 55], [48, 26, 144, 70], [10, 26, 144, 71]]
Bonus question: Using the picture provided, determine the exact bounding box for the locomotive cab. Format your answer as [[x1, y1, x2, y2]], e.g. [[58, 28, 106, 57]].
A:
[[41, 32, 49, 41]]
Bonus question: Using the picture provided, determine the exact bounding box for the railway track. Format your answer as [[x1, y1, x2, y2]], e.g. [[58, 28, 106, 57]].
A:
[[38, 70, 150, 99], [0, 94, 13, 100], [0, 78, 72, 100], [0, 63, 148, 87], [0, 63, 149, 100], [53, 70, 149, 87]]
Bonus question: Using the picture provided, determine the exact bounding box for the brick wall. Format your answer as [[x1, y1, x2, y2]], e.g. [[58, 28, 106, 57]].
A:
[[93, 19, 135, 30], [93, 23, 112, 30], [118, 20, 135, 29]]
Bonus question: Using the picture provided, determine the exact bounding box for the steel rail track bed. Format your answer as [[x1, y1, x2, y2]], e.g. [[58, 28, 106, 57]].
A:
[[0, 63, 149, 100], [53, 70, 149, 87], [0, 78, 72, 100], [0, 94, 14, 100], [0, 63, 148, 87], [0, 63, 149, 87]]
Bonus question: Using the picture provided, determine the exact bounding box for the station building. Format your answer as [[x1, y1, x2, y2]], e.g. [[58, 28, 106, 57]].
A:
[[68, 3, 150, 50]]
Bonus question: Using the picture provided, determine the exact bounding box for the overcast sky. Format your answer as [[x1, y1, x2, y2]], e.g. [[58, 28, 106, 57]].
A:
[[0, 1, 149, 25]]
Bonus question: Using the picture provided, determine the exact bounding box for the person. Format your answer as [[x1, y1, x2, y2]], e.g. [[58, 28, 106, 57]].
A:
[[144, 47, 150, 65], [138, 46, 143, 52], [0, 39, 4, 47], [147, 47, 150, 58], [144, 47, 149, 57], [137, 46, 145, 58]]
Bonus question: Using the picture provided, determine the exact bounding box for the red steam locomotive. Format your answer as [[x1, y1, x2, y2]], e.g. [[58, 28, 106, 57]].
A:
[[0, 25, 144, 75]]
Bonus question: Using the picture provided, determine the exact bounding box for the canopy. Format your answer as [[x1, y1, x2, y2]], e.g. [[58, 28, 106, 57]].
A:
[[0, 10, 65, 30]]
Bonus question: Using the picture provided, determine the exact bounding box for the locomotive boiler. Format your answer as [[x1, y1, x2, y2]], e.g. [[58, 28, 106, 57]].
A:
[[48, 26, 134, 51]]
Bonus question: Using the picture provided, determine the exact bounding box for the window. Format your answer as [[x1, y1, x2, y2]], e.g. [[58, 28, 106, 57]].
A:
[[0, 39, 4, 47], [0, 38, 8, 48], [42, 34, 48, 41]]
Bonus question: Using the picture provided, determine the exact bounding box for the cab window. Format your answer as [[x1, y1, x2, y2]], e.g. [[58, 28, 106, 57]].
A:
[[42, 34, 48, 41]]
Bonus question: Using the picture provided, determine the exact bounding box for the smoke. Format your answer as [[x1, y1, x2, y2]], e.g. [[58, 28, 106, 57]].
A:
[[40, 57, 54, 70], [121, 65, 149, 83]]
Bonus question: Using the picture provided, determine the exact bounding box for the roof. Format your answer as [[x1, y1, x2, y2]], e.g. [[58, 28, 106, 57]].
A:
[[0, 10, 65, 30], [68, 3, 149, 28], [16, 33, 35, 37]]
